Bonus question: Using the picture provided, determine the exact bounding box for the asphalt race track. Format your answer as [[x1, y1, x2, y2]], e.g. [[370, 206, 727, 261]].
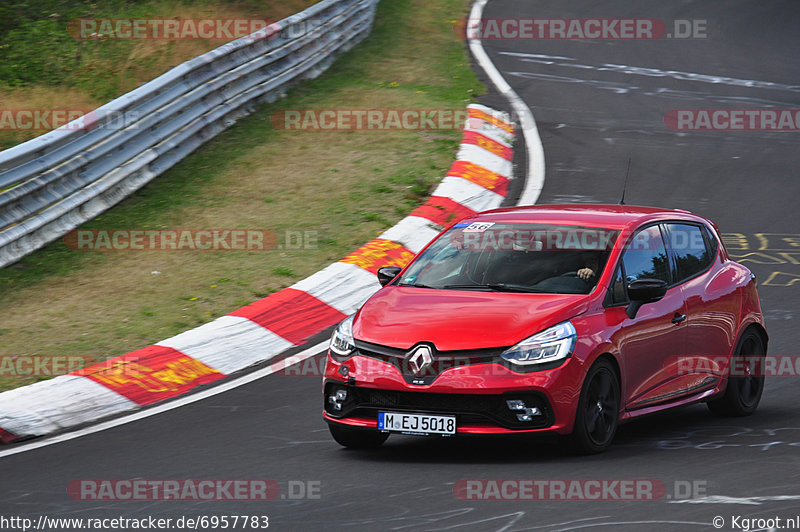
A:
[[2, 1, 799, 530]]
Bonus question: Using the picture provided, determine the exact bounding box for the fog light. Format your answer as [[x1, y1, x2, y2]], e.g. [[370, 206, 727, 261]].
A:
[[512, 404, 541, 422], [327, 396, 342, 411], [506, 399, 526, 411], [328, 388, 348, 412]]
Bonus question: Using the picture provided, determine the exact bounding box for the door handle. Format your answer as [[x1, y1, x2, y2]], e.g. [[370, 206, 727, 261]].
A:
[[672, 313, 687, 324]]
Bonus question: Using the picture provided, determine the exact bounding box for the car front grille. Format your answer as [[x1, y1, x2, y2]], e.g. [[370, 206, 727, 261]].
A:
[[325, 382, 554, 430]]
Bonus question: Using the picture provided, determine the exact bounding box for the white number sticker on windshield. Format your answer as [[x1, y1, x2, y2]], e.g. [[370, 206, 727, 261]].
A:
[[463, 222, 495, 233]]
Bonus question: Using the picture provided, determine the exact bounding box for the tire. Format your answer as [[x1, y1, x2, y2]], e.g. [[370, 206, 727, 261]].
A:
[[568, 359, 621, 454], [707, 329, 765, 417], [328, 423, 389, 449]]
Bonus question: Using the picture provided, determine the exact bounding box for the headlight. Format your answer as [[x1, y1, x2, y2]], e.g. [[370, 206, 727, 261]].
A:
[[501, 321, 576, 367], [329, 315, 356, 359]]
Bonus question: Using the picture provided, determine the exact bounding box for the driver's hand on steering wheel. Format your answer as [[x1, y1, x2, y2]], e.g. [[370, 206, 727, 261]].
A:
[[577, 268, 595, 281]]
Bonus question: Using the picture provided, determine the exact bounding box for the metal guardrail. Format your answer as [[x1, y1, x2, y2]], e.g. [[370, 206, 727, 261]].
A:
[[0, 0, 378, 267]]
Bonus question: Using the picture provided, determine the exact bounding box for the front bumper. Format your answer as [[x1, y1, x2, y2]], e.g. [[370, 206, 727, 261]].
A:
[[323, 350, 585, 435]]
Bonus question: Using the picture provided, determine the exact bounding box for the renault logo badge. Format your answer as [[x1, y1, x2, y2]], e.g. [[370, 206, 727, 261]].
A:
[[408, 345, 433, 375]]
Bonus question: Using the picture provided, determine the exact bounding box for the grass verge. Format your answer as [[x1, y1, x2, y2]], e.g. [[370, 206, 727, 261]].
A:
[[0, 0, 316, 150]]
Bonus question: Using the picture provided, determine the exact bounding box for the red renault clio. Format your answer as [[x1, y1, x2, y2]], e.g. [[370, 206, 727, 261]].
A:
[[322, 205, 767, 453]]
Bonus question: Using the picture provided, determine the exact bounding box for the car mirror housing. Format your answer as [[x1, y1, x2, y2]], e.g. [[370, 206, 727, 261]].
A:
[[625, 279, 668, 319], [377, 266, 402, 286]]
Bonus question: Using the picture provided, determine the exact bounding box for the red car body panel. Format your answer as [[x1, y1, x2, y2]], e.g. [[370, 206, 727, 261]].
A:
[[323, 205, 767, 437], [353, 288, 590, 351], [323, 354, 584, 434]]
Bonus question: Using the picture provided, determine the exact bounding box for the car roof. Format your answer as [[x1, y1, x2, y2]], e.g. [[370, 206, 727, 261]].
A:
[[466, 204, 708, 230]]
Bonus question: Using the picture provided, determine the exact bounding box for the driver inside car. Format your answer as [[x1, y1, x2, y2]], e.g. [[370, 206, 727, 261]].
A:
[[577, 252, 601, 282]]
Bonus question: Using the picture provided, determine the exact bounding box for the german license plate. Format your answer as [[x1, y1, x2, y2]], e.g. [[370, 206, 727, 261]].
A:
[[378, 411, 456, 435]]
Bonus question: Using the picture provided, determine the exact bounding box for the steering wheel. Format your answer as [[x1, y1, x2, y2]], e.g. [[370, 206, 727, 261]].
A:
[[559, 271, 579, 277]]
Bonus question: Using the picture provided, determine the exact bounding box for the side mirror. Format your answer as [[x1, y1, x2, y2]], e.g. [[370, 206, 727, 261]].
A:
[[625, 279, 668, 319], [377, 266, 402, 286]]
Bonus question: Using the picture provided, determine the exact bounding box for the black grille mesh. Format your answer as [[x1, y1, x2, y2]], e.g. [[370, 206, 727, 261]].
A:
[[325, 383, 553, 430]]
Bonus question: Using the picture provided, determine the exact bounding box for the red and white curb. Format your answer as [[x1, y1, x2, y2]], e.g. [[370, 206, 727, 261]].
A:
[[0, 104, 515, 443]]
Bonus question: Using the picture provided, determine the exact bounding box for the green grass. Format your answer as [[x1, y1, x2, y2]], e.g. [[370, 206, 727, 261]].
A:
[[0, 0, 315, 99], [0, 0, 316, 149]]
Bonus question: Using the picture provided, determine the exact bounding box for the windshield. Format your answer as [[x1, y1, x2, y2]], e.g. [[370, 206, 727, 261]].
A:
[[395, 222, 620, 294]]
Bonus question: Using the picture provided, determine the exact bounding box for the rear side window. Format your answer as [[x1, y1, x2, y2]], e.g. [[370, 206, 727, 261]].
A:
[[666, 223, 714, 283], [621, 225, 670, 284]]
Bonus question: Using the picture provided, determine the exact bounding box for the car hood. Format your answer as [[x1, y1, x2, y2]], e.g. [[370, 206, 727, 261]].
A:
[[352, 286, 590, 351]]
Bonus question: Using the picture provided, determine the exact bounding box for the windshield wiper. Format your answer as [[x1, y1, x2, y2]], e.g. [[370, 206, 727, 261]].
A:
[[443, 283, 545, 293], [397, 282, 436, 289]]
